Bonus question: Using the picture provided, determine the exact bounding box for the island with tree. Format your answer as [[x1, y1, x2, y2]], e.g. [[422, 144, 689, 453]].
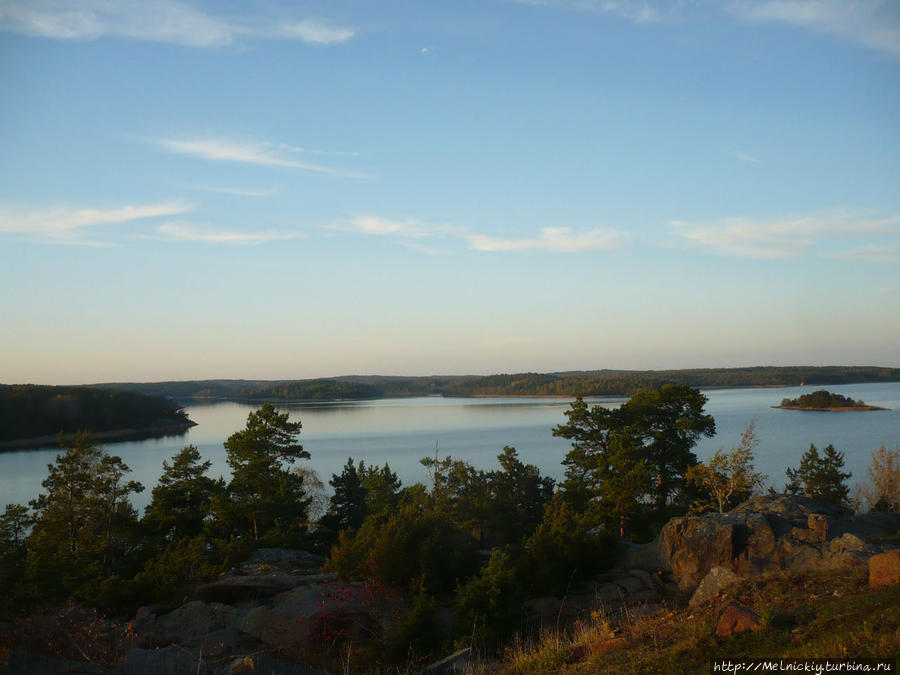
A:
[[775, 389, 888, 411]]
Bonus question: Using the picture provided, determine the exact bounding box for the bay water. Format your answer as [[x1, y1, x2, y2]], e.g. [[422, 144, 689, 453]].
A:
[[2, 382, 898, 512]]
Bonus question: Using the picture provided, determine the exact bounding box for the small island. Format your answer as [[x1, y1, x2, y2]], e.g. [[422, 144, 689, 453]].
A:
[[775, 389, 888, 411]]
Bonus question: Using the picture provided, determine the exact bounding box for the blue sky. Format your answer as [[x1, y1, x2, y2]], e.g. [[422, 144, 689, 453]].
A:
[[1, 0, 898, 384]]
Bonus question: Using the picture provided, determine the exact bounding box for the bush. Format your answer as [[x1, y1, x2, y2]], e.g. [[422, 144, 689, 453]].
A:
[[327, 504, 480, 595]]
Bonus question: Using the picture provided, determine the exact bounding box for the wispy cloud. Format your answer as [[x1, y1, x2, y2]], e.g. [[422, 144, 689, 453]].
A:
[[347, 216, 456, 239], [270, 20, 355, 46], [153, 222, 306, 245], [0, 202, 190, 244], [343, 215, 623, 253], [507, 0, 900, 55], [0, 0, 356, 47], [465, 226, 621, 252], [508, 0, 667, 24], [730, 0, 900, 57], [735, 150, 763, 164], [155, 138, 365, 178], [831, 244, 900, 262], [185, 184, 278, 198], [670, 211, 900, 259]]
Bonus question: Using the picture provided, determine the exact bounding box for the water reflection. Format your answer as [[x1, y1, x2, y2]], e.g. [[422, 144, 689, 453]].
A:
[[2, 384, 897, 514]]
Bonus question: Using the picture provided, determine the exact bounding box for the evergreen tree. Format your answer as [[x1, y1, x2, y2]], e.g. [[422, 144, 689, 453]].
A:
[[322, 457, 369, 534], [554, 385, 714, 535], [224, 404, 310, 544], [786, 443, 851, 505], [144, 445, 222, 540], [27, 433, 143, 599], [360, 462, 402, 518]]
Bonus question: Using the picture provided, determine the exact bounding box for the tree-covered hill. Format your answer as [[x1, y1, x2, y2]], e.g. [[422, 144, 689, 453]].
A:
[[83, 365, 900, 402], [0, 385, 194, 447]]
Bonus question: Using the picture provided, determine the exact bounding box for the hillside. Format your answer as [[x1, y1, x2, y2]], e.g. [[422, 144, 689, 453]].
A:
[[0, 385, 195, 449], [88, 365, 900, 401]]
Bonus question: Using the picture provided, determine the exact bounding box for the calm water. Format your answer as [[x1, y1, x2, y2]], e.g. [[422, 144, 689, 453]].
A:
[[2, 383, 899, 512]]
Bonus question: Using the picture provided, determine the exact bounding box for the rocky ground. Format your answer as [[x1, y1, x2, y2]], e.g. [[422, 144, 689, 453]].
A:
[[3, 495, 899, 674]]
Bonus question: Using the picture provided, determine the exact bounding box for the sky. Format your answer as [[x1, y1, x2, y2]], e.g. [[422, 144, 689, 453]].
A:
[[1, 0, 898, 385]]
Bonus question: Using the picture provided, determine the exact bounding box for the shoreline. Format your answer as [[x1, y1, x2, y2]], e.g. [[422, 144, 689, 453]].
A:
[[0, 421, 198, 452], [772, 405, 888, 412]]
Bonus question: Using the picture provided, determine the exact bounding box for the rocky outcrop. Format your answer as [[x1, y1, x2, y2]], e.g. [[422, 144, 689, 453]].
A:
[[524, 568, 662, 625], [689, 566, 743, 607], [649, 495, 900, 594], [715, 605, 763, 637], [869, 550, 900, 588]]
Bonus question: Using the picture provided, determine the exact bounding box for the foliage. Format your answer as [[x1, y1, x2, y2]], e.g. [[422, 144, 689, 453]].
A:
[[143, 445, 223, 540], [786, 443, 852, 505], [84, 366, 900, 403], [780, 390, 871, 409], [235, 379, 383, 401], [319, 458, 369, 538], [686, 422, 768, 513], [26, 433, 144, 604], [223, 403, 311, 544], [455, 549, 524, 645], [0, 385, 191, 445], [856, 444, 900, 513], [326, 502, 480, 594], [554, 385, 715, 536], [521, 494, 615, 596]]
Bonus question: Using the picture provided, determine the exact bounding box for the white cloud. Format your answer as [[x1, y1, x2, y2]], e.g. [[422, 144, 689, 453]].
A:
[[272, 20, 355, 45], [153, 222, 306, 244], [344, 215, 622, 253], [466, 226, 621, 252], [155, 138, 365, 178], [509, 0, 666, 24], [347, 216, 454, 239], [735, 150, 763, 164], [670, 212, 900, 259], [185, 184, 278, 198], [0, 202, 190, 242], [730, 0, 900, 56], [831, 244, 900, 262], [0, 0, 356, 47]]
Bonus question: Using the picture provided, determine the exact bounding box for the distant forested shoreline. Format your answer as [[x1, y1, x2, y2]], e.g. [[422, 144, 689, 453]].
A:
[[88, 365, 900, 402], [0, 385, 195, 450]]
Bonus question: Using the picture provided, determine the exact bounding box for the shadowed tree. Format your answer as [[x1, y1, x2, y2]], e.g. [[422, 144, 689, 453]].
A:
[[224, 404, 310, 544], [144, 445, 223, 540], [786, 443, 851, 505]]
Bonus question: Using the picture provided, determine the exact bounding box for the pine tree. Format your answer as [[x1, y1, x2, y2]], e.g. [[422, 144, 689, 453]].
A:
[[224, 404, 310, 543], [786, 443, 851, 505]]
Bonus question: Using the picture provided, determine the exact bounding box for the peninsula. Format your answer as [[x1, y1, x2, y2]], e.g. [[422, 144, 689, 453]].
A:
[[0, 385, 196, 450]]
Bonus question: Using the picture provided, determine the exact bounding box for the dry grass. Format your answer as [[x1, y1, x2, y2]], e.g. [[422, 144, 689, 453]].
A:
[[494, 565, 900, 674]]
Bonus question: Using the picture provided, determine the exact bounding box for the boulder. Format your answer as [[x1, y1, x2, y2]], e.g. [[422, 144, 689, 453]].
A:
[[138, 601, 244, 649], [808, 513, 828, 542], [869, 550, 900, 588], [689, 566, 743, 607], [196, 573, 336, 603], [235, 548, 325, 575], [715, 605, 763, 637], [660, 511, 777, 589]]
